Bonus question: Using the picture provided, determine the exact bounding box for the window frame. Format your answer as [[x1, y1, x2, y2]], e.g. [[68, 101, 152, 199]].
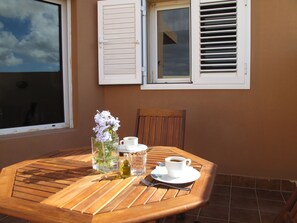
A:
[[148, 0, 191, 84], [0, 0, 73, 135], [141, 0, 251, 90]]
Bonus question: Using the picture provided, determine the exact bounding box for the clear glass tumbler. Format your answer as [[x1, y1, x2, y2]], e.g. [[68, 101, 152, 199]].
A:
[[129, 150, 147, 176]]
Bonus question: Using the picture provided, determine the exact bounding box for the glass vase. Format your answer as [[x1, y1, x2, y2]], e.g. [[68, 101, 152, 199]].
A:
[[91, 134, 119, 173]]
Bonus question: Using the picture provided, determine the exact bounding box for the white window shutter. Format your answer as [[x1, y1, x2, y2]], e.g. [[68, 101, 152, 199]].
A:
[[192, 0, 250, 89], [98, 0, 142, 85]]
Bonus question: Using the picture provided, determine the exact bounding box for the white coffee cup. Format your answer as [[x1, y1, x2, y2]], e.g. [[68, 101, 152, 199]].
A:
[[165, 156, 191, 178], [120, 136, 138, 150]]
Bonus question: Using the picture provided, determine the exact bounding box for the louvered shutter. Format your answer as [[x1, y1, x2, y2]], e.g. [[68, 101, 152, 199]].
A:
[[192, 0, 250, 88], [98, 0, 142, 85]]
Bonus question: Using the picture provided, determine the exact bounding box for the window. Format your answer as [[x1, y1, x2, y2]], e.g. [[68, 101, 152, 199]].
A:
[[0, 0, 72, 135], [98, 0, 250, 89], [149, 1, 190, 83]]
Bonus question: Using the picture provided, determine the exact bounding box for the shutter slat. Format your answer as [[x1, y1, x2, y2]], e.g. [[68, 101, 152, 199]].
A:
[[201, 46, 236, 50], [201, 69, 237, 73], [201, 52, 236, 56], [200, 12, 236, 18], [103, 5, 134, 14], [104, 17, 135, 25], [201, 63, 237, 66], [104, 48, 136, 55], [201, 58, 236, 61], [201, 18, 236, 23], [104, 43, 135, 49], [201, 41, 237, 45], [104, 23, 134, 30], [104, 33, 135, 40], [105, 54, 135, 60], [104, 69, 136, 75], [105, 59, 135, 65], [104, 28, 135, 35], [200, 6, 236, 13], [200, 0, 236, 6], [201, 35, 237, 39], [201, 24, 236, 29], [201, 29, 235, 34]]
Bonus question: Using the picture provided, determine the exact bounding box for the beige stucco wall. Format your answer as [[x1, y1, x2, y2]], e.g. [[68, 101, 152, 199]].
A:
[[1, 0, 296, 180]]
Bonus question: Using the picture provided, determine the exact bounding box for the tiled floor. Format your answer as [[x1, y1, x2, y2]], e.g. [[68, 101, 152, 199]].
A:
[[0, 174, 296, 223], [161, 174, 297, 223]]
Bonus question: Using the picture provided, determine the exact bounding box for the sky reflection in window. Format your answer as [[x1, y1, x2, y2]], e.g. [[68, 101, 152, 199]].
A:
[[0, 0, 60, 72]]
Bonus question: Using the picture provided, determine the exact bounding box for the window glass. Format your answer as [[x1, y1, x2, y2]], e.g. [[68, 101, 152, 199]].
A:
[[0, 0, 65, 130], [157, 8, 189, 79]]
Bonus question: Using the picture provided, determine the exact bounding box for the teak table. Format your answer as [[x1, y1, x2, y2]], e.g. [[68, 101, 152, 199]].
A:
[[0, 146, 217, 223]]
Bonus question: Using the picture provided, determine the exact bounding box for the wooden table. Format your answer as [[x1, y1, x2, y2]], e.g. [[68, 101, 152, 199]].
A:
[[0, 146, 217, 223]]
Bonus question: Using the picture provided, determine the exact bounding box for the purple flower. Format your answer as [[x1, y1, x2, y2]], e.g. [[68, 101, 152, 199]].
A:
[[93, 110, 120, 142]]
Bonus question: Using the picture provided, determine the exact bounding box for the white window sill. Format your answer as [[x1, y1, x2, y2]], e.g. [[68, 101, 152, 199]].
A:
[[140, 83, 250, 90]]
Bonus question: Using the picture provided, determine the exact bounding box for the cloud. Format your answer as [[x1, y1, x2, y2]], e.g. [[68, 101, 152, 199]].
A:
[[0, 48, 23, 66], [0, 31, 23, 66], [0, 0, 60, 70], [0, 31, 18, 47]]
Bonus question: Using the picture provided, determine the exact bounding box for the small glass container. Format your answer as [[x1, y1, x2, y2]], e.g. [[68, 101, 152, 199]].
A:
[[120, 153, 131, 178], [129, 150, 147, 176]]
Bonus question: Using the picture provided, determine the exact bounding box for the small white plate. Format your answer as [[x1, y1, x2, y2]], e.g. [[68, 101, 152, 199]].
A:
[[151, 166, 200, 184], [118, 144, 148, 153]]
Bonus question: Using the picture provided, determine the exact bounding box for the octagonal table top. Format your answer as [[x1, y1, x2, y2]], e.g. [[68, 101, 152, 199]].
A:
[[0, 146, 217, 223]]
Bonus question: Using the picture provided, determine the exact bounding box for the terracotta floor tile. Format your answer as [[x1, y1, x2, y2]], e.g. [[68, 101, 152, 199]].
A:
[[258, 199, 285, 214], [175, 214, 197, 223], [214, 174, 232, 186], [0, 216, 29, 223], [212, 185, 231, 196], [232, 187, 256, 199], [209, 194, 230, 207], [230, 207, 261, 223], [199, 204, 229, 220], [257, 189, 283, 201], [0, 215, 7, 221], [282, 191, 294, 202], [161, 215, 177, 223], [256, 178, 281, 191], [231, 196, 258, 210], [260, 212, 278, 223], [184, 207, 200, 215], [196, 216, 228, 223], [232, 175, 256, 188], [281, 180, 297, 192]]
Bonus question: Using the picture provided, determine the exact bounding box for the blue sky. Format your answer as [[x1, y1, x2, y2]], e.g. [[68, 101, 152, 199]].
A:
[[0, 0, 60, 72]]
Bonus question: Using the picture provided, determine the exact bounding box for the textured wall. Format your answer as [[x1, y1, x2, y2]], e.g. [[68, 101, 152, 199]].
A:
[[104, 0, 297, 179], [1, 0, 296, 180]]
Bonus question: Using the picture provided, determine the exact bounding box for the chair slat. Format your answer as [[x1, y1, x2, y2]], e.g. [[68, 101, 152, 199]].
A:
[[274, 188, 297, 223], [136, 109, 186, 149]]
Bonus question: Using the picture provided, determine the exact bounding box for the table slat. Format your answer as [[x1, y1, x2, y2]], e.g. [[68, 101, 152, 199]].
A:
[[113, 185, 147, 210], [84, 177, 137, 215], [72, 179, 123, 213]]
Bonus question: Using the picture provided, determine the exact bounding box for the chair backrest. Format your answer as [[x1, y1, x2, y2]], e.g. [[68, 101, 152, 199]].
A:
[[274, 188, 297, 223], [135, 108, 186, 149]]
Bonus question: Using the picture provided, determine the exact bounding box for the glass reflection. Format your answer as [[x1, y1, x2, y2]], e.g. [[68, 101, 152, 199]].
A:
[[157, 8, 189, 78]]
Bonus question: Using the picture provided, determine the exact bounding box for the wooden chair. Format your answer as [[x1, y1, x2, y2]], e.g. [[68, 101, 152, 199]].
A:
[[135, 108, 186, 149], [274, 188, 297, 223]]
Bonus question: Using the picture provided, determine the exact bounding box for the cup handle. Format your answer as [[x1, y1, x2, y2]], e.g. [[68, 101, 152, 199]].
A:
[[185, 159, 191, 166], [120, 140, 124, 145]]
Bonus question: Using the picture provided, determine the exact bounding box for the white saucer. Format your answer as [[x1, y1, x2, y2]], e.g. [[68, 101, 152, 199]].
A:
[[118, 144, 148, 153], [151, 166, 200, 184]]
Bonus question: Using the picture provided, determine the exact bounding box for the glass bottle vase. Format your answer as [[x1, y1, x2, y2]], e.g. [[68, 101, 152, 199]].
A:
[[91, 135, 119, 173]]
